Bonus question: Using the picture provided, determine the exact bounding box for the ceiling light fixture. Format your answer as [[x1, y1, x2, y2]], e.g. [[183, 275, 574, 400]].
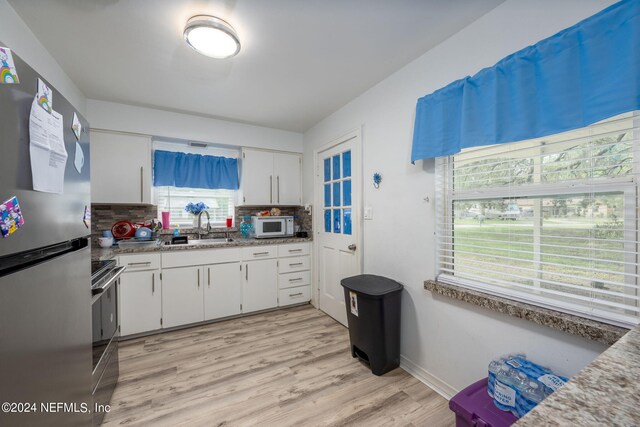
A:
[[183, 15, 240, 59]]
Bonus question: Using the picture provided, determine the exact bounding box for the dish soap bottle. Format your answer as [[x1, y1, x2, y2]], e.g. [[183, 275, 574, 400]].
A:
[[239, 216, 254, 239]]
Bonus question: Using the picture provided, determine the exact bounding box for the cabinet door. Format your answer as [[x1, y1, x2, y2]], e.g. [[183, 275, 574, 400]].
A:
[[273, 152, 301, 205], [90, 130, 152, 204], [204, 262, 242, 320], [241, 149, 274, 205], [162, 266, 204, 328], [119, 270, 161, 336], [242, 259, 278, 313]]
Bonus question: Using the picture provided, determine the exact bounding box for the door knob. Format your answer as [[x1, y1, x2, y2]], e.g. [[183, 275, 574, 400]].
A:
[[348, 244, 357, 251]]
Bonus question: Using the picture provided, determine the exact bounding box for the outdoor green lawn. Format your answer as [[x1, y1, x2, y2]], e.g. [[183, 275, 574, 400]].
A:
[[449, 219, 626, 297]]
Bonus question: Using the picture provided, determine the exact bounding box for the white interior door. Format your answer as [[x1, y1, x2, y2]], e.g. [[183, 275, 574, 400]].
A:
[[316, 132, 361, 326]]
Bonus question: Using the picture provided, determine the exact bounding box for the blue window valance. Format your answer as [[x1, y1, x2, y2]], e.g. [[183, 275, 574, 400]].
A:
[[153, 150, 239, 190], [411, 0, 640, 162]]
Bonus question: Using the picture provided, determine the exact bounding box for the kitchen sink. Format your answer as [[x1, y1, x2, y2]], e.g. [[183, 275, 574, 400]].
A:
[[187, 238, 231, 245]]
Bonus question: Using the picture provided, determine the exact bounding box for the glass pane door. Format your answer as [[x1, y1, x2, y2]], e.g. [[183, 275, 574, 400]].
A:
[[323, 150, 352, 235]]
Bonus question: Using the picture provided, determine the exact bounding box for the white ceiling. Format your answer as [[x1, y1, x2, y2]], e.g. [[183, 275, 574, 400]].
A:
[[9, 0, 504, 132]]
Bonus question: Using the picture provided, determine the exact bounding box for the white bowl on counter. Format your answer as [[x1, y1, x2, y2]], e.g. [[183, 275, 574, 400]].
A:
[[98, 237, 114, 248]]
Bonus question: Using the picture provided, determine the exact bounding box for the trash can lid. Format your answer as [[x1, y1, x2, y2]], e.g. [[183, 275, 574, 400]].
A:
[[340, 274, 403, 296]]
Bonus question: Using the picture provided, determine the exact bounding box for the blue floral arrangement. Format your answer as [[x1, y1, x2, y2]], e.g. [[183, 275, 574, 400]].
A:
[[184, 202, 209, 215]]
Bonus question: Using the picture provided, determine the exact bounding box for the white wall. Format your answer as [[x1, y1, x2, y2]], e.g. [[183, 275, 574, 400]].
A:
[[87, 100, 304, 153], [303, 0, 616, 395], [0, 0, 86, 113]]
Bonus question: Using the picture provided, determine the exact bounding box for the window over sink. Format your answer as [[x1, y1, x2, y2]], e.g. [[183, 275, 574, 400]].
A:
[[152, 141, 239, 228], [156, 187, 235, 228]]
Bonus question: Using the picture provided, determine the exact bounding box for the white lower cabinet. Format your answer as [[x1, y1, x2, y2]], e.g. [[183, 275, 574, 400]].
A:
[[204, 262, 243, 320], [242, 258, 278, 313], [277, 243, 312, 307], [118, 243, 311, 337], [118, 269, 162, 336], [161, 266, 204, 328]]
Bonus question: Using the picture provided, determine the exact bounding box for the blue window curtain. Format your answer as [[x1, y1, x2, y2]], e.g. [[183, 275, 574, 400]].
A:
[[153, 150, 239, 190], [411, 0, 640, 162]]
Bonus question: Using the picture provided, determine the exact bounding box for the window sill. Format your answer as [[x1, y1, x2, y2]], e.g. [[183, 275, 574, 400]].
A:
[[424, 280, 629, 346]]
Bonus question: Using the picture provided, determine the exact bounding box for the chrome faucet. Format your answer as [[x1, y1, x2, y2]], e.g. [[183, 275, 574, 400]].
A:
[[196, 210, 211, 239]]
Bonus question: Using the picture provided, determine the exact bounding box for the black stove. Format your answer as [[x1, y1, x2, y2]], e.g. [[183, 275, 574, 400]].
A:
[[91, 258, 116, 280], [91, 259, 119, 295], [90, 259, 124, 425]]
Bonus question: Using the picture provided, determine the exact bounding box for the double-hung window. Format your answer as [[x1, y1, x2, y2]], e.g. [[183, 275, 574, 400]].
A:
[[436, 112, 640, 327]]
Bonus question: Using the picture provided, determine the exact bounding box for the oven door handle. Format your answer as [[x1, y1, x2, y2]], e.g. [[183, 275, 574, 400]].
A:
[[93, 266, 126, 294]]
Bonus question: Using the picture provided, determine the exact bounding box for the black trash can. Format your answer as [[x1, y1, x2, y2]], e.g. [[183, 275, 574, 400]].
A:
[[340, 274, 403, 376]]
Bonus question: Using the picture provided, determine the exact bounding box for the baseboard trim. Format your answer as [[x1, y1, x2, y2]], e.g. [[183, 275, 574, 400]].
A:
[[400, 355, 458, 400]]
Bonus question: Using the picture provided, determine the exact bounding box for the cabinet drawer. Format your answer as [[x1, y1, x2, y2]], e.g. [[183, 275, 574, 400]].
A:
[[278, 270, 311, 289], [279, 285, 311, 306], [242, 245, 278, 261], [118, 254, 160, 271], [278, 255, 310, 274], [162, 248, 241, 268], [278, 242, 310, 257]]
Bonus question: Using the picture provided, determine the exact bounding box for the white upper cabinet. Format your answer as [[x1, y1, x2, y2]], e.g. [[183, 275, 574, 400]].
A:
[[240, 148, 301, 206], [274, 152, 302, 205], [240, 149, 274, 205], [90, 130, 152, 204]]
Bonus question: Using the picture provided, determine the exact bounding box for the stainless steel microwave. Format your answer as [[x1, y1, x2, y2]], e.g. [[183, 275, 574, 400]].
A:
[[252, 216, 294, 238]]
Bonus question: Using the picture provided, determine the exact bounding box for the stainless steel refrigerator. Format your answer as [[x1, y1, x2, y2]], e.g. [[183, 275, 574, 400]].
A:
[[0, 45, 92, 426]]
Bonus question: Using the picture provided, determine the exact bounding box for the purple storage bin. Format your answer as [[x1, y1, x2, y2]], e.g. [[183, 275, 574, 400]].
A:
[[449, 378, 518, 427]]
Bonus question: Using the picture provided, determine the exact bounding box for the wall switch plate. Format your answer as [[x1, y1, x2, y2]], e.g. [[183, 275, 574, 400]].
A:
[[364, 206, 373, 220]]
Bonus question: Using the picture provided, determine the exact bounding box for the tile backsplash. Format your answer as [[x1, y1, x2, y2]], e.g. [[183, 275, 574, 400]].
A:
[[91, 203, 312, 245], [91, 204, 158, 245], [236, 206, 312, 233]]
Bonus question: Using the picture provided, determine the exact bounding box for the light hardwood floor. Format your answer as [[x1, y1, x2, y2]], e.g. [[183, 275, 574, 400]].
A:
[[102, 305, 454, 427]]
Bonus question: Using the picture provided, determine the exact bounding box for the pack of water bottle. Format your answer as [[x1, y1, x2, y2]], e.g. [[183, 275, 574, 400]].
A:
[[487, 354, 569, 418]]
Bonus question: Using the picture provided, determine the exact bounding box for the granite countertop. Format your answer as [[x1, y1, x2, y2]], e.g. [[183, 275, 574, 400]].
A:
[[93, 237, 313, 260], [516, 324, 640, 426], [424, 280, 627, 346]]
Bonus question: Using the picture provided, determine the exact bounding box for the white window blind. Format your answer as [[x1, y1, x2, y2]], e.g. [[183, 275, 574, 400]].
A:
[[156, 187, 235, 228], [436, 112, 640, 327]]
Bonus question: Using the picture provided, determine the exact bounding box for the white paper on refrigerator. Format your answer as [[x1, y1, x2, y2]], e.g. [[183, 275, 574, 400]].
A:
[[73, 141, 84, 173], [29, 96, 67, 194]]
